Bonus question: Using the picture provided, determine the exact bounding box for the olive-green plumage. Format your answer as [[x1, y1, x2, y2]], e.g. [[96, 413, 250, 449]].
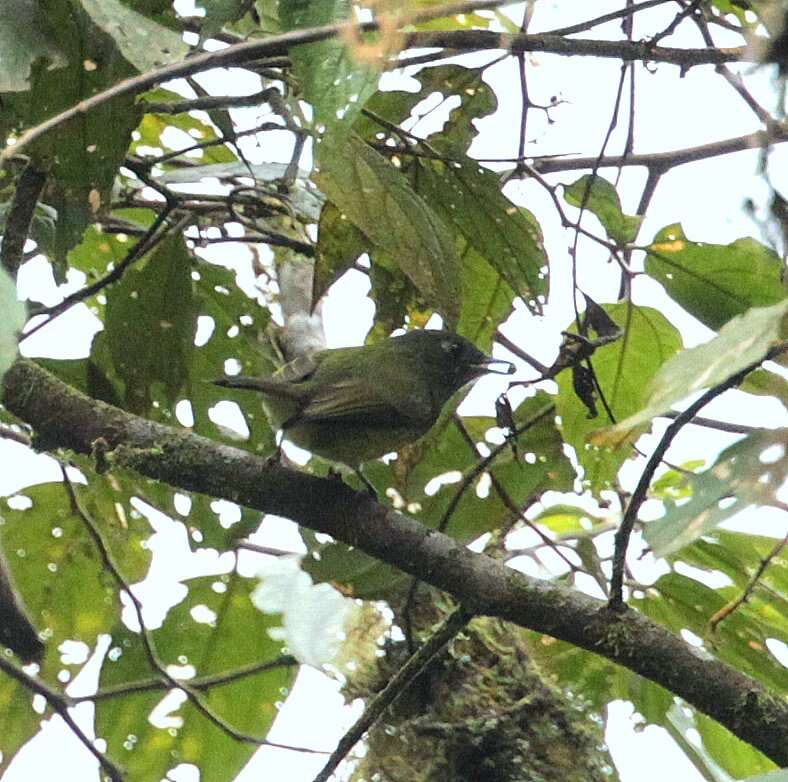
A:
[[213, 329, 513, 466]]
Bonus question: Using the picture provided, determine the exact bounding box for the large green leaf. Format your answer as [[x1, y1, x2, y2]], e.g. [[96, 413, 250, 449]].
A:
[[645, 429, 788, 556], [555, 303, 683, 491], [0, 479, 149, 670], [1, 0, 141, 268], [316, 135, 461, 326], [0, 0, 64, 92], [77, 0, 189, 71], [280, 0, 379, 140], [96, 573, 294, 782], [313, 200, 371, 305], [645, 224, 785, 330], [457, 244, 515, 353], [105, 234, 197, 414], [594, 299, 788, 446], [413, 159, 547, 311], [0, 268, 26, 379]]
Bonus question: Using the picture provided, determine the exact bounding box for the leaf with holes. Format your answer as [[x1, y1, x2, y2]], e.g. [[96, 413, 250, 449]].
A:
[[645, 429, 788, 556]]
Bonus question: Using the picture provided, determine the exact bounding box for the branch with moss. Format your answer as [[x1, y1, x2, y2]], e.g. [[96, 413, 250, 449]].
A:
[[2, 358, 787, 765]]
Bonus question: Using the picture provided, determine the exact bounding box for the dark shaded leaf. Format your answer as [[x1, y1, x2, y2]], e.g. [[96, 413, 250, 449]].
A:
[[316, 135, 461, 326], [105, 234, 197, 414], [77, 0, 189, 71], [556, 303, 683, 492]]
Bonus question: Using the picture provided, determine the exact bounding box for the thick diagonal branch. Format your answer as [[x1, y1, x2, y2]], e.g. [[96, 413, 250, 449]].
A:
[[2, 358, 787, 766]]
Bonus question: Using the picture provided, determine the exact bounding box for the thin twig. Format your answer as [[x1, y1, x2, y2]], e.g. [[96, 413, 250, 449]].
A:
[[608, 342, 788, 610], [79, 655, 298, 702], [0, 1, 514, 164], [311, 607, 472, 782], [530, 126, 788, 174], [59, 466, 322, 756], [0, 650, 124, 781], [0, 423, 32, 447], [708, 533, 788, 633], [659, 412, 760, 435], [544, 0, 673, 37]]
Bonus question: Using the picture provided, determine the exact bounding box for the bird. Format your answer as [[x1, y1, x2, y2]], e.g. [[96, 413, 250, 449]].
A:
[[212, 329, 514, 467]]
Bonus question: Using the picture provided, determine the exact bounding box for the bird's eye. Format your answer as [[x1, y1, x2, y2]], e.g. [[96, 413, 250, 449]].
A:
[[441, 339, 462, 355]]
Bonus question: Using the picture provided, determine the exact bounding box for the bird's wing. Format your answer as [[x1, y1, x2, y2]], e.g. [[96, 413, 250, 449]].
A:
[[292, 377, 419, 428]]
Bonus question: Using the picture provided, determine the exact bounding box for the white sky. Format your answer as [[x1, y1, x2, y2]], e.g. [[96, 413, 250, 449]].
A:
[[2, 2, 787, 781]]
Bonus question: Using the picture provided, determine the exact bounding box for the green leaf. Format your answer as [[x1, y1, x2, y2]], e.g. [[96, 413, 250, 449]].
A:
[[65, 221, 143, 280], [645, 429, 788, 556], [645, 224, 785, 330], [634, 572, 788, 692], [1, 484, 122, 662], [740, 771, 788, 782], [531, 504, 609, 536], [696, 713, 777, 778], [0, 675, 39, 774], [413, 159, 547, 311], [457, 244, 515, 353], [316, 135, 461, 326], [105, 234, 196, 413], [555, 303, 683, 492], [593, 299, 788, 446], [280, 0, 379, 140], [0, 200, 58, 259], [564, 175, 642, 245], [96, 574, 294, 782], [314, 201, 370, 305], [195, 0, 250, 38], [1, 0, 141, 268], [740, 367, 788, 408], [188, 261, 277, 455], [0, 268, 25, 379], [77, 0, 189, 71], [133, 104, 238, 166], [0, 0, 65, 91], [355, 64, 497, 156]]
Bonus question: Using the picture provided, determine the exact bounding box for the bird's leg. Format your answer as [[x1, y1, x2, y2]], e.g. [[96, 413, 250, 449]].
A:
[[354, 467, 378, 500], [262, 431, 285, 469]]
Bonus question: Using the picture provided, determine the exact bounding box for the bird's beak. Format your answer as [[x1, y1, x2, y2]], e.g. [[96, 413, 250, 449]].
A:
[[473, 357, 516, 376]]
